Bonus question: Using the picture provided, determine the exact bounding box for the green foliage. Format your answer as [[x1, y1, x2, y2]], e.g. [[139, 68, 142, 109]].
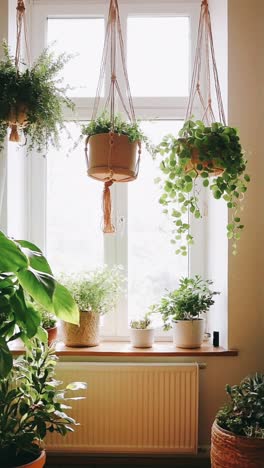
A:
[[0, 231, 78, 377], [40, 309, 57, 329], [216, 373, 264, 438], [59, 266, 125, 315], [0, 341, 87, 467], [0, 41, 74, 152], [150, 275, 219, 330], [130, 313, 151, 329], [81, 112, 146, 143], [156, 119, 250, 255]]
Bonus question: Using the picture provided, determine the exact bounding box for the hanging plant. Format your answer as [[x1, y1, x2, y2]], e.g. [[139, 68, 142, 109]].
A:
[[157, 119, 250, 256], [0, 0, 74, 153], [84, 0, 145, 234], [156, 0, 250, 256]]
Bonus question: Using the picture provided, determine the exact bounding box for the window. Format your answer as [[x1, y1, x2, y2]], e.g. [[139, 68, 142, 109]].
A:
[[29, 1, 202, 339]]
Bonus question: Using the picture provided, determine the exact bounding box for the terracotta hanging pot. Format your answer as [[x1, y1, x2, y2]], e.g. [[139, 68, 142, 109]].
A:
[[211, 421, 264, 468], [87, 132, 140, 182], [179, 139, 224, 176], [8, 102, 28, 142]]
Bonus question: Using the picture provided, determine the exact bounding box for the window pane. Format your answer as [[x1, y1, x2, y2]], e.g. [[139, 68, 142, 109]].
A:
[[46, 123, 104, 273], [128, 17, 189, 97], [128, 121, 188, 323], [47, 19, 104, 97]]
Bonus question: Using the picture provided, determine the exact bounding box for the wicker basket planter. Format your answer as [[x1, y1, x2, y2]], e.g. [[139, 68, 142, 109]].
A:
[[87, 133, 139, 182], [211, 421, 264, 468], [62, 311, 100, 347]]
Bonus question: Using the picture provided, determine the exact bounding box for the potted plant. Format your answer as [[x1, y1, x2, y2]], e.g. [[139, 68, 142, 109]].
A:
[[0, 230, 79, 377], [60, 266, 124, 347], [130, 314, 155, 348], [211, 373, 264, 467], [150, 275, 219, 348], [0, 340, 87, 468], [0, 41, 74, 152], [156, 119, 250, 256], [40, 309, 58, 345], [82, 112, 146, 183]]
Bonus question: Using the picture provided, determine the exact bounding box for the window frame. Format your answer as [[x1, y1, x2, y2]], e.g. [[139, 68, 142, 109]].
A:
[[28, 0, 205, 340]]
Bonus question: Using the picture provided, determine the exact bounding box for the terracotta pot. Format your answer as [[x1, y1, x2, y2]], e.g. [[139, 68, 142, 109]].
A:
[[87, 133, 140, 182], [172, 318, 205, 349], [179, 139, 224, 176], [8, 103, 28, 143], [211, 421, 264, 468], [62, 311, 100, 347], [15, 450, 46, 468], [130, 328, 155, 348], [46, 326, 58, 345]]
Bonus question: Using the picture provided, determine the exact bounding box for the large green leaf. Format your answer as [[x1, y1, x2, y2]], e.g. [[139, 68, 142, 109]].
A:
[[0, 231, 28, 272], [17, 240, 53, 275], [17, 267, 55, 310], [0, 337, 13, 377], [52, 283, 79, 325], [11, 289, 41, 338]]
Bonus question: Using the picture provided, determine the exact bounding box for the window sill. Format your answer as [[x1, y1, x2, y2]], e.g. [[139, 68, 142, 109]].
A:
[[10, 340, 238, 357]]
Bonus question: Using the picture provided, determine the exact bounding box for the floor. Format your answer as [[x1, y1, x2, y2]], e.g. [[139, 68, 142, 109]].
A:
[[46, 454, 211, 467]]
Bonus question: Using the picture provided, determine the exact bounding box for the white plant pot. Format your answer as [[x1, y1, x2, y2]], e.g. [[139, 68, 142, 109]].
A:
[[130, 328, 155, 348], [172, 319, 205, 349]]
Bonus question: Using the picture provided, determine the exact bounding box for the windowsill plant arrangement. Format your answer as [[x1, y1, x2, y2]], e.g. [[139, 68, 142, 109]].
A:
[[211, 373, 264, 466], [0, 41, 74, 153], [40, 309, 58, 345], [0, 340, 86, 468], [60, 266, 125, 347], [129, 313, 154, 348], [150, 275, 219, 349], [157, 119, 250, 256]]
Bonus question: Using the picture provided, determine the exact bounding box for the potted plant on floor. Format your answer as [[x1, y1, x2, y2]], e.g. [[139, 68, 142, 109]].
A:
[[130, 313, 155, 348], [0, 340, 87, 468], [156, 119, 250, 256], [60, 266, 124, 347], [150, 275, 219, 348], [211, 373, 264, 467], [0, 230, 79, 377], [0, 41, 74, 152]]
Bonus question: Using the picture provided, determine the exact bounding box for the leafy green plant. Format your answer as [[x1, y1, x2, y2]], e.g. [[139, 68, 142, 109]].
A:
[[0, 41, 74, 152], [59, 266, 125, 315], [150, 275, 219, 330], [0, 231, 78, 377], [0, 340, 87, 467], [130, 313, 152, 330], [157, 119, 250, 255], [41, 310, 57, 329], [216, 373, 264, 438], [81, 112, 146, 143]]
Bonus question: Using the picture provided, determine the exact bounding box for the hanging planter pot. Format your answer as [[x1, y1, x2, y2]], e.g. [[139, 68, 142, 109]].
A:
[[179, 139, 224, 176]]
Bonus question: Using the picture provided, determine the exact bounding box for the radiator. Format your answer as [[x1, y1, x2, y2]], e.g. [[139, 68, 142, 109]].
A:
[[46, 363, 199, 454]]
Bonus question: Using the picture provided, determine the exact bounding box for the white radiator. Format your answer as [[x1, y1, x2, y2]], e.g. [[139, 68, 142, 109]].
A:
[[46, 363, 199, 454]]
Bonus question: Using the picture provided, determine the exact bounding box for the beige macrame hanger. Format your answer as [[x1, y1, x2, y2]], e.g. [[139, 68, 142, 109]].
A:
[[186, 0, 226, 126], [86, 0, 140, 234]]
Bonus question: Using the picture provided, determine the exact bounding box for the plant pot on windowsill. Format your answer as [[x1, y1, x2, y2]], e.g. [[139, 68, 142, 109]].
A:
[[46, 325, 58, 345], [172, 318, 205, 349], [62, 310, 100, 347], [211, 420, 264, 467], [130, 328, 155, 348]]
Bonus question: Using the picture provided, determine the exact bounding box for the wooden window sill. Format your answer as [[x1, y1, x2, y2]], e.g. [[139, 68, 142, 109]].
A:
[[10, 340, 238, 357]]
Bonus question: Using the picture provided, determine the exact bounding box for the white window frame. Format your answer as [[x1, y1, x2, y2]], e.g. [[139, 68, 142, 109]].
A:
[[28, 0, 205, 340]]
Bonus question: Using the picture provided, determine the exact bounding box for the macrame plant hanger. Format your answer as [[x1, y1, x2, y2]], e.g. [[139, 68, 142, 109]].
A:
[[85, 0, 141, 233], [9, 0, 31, 142], [186, 0, 226, 126]]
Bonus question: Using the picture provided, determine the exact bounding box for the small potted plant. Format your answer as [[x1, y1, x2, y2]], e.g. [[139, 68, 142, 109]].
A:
[[129, 313, 155, 348], [156, 119, 250, 255], [150, 276, 219, 348], [0, 340, 87, 468], [60, 266, 124, 347], [82, 112, 146, 183], [211, 373, 264, 467], [0, 41, 74, 152], [41, 309, 58, 345]]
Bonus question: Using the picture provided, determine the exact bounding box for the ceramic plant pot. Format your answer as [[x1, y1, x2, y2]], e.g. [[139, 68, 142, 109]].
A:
[[172, 318, 205, 349], [130, 328, 155, 348]]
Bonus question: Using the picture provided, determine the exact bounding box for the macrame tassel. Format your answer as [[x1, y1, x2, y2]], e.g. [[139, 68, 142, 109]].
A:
[[103, 180, 115, 233], [9, 124, 20, 142]]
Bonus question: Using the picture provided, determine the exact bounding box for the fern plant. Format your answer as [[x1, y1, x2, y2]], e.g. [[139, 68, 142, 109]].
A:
[[0, 41, 74, 152]]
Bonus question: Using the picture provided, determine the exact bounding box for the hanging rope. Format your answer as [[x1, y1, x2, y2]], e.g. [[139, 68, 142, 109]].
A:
[[89, 0, 138, 234], [186, 0, 226, 125]]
